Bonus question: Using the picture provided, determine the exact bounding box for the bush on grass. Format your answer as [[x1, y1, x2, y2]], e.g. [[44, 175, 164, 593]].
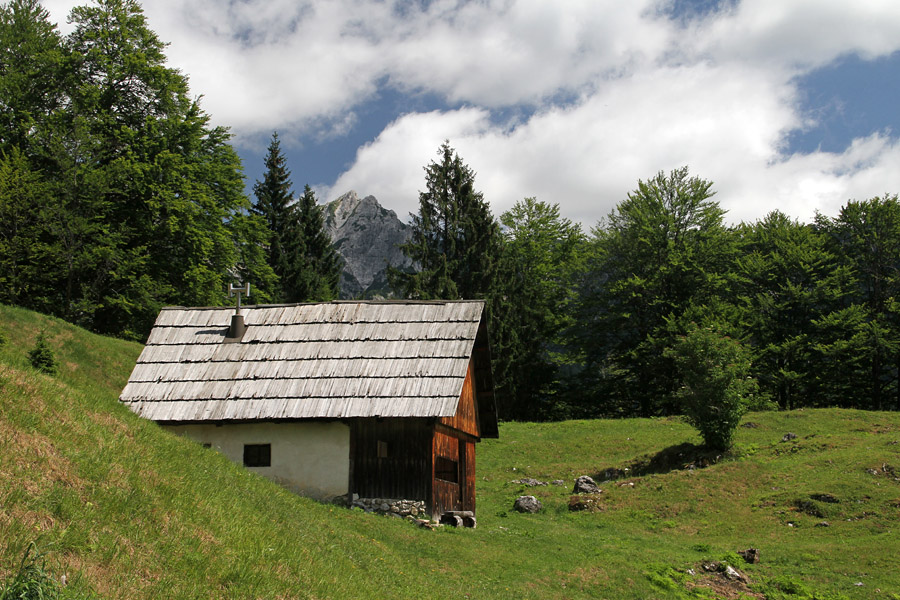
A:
[[666, 324, 760, 452]]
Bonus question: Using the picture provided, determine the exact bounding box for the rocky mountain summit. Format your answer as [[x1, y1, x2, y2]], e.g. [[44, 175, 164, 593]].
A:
[[323, 191, 413, 299]]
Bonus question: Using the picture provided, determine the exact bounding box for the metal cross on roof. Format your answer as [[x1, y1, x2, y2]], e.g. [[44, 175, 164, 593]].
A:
[[228, 282, 250, 314]]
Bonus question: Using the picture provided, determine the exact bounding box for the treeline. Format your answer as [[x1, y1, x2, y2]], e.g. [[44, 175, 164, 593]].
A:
[[392, 144, 900, 420], [0, 0, 339, 340]]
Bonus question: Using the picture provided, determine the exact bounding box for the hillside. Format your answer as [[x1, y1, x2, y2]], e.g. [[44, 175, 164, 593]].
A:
[[2, 304, 900, 599]]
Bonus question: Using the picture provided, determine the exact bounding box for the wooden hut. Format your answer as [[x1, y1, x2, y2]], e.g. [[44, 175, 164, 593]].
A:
[[119, 300, 498, 519]]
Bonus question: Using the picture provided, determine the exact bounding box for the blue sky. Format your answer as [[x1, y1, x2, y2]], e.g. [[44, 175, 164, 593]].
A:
[[45, 0, 900, 227]]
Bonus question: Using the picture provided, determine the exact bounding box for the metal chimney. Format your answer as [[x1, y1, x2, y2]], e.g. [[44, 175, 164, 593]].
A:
[[226, 282, 250, 341]]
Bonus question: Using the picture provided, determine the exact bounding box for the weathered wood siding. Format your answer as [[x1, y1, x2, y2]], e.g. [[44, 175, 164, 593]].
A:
[[351, 419, 431, 501], [431, 429, 476, 516], [463, 439, 476, 512], [438, 359, 479, 438]]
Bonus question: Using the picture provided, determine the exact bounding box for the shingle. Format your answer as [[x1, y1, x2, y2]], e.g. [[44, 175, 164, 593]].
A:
[[122, 300, 484, 420]]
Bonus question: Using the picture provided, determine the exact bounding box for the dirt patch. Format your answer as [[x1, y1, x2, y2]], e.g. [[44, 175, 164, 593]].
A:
[[686, 573, 764, 599]]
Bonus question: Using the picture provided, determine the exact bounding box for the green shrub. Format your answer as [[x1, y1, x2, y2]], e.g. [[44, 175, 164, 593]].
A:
[[28, 331, 58, 375], [666, 324, 759, 451]]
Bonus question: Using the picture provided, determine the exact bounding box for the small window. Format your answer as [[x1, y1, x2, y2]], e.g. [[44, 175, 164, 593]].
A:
[[377, 440, 389, 458], [243, 444, 271, 467], [435, 456, 459, 484]]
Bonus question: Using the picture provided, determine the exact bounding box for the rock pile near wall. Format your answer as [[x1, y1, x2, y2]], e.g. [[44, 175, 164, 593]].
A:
[[352, 496, 426, 517]]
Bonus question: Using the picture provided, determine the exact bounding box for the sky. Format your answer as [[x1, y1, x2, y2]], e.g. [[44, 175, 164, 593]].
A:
[[43, 0, 900, 228]]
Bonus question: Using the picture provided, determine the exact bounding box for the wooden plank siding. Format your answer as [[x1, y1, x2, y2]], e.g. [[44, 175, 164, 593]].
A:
[[350, 419, 431, 502], [438, 359, 480, 438], [430, 429, 476, 516]]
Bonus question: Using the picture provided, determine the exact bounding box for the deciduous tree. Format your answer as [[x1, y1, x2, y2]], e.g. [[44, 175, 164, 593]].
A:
[[491, 198, 586, 419], [574, 167, 738, 416]]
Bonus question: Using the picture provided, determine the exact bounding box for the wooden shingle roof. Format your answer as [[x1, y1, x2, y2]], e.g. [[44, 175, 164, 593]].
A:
[[120, 300, 489, 423]]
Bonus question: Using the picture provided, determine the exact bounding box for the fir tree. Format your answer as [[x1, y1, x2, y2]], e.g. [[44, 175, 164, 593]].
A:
[[28, 330, 57, 375], [390, 141, 500, 300]]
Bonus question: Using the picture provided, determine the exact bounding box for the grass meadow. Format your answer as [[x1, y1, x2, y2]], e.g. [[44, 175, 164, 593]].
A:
[[1, 304, 899, 599]]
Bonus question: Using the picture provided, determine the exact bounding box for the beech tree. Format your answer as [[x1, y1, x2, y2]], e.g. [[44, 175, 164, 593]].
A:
[[574, 167, 739, 416], [390, 141, 500, 300], [816, 196, 900, 410], [735, 211, 853, 409], [491, 198, 586, 419], [0, 0, 273, 338]]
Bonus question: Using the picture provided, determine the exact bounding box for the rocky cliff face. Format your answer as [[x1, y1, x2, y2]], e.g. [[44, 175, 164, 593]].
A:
[[324, 191, 413, 299]]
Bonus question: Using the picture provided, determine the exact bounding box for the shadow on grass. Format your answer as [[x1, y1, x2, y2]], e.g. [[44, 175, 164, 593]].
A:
[[593, 442, 726, 481]]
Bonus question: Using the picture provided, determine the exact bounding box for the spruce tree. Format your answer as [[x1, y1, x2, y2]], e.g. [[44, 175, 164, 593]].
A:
[[253, 131, 297, 300], [291, 184, 341, 301], [390, 141, 500, 300], [253, 134, 340, 302]]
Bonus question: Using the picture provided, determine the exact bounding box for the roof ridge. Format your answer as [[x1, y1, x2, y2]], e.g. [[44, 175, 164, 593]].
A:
[[159, 299, 485, 310]]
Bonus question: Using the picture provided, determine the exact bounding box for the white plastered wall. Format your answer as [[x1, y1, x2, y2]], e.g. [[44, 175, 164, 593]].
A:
[[164, 421, 350, 501]]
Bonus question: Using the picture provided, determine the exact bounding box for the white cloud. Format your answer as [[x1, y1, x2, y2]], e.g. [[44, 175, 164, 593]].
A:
[[39, 0, 900, 226]]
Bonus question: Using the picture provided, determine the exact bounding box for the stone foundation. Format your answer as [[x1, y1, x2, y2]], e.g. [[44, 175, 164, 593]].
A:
[[351, 496, 426, 518]]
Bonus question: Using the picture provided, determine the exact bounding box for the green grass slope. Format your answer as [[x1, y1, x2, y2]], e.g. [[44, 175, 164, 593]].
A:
[[1, 304, 900, 599]]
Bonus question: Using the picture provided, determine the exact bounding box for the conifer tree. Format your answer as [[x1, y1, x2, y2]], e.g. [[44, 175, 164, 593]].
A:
[[253, 131, 299, 301], [291, 184, 341, 301], [253, 134, 340, 302], [390, 141, 500, 300]]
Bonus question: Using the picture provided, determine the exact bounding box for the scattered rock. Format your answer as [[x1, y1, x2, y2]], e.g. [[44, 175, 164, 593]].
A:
[[617, 481, 635, 488], [723, 565, 744, 582], [866, 468, 880, 476], [573, 475, 601, 494], [810, 493, 839, 504], [786, 521, 797, 527], [737, 548, 760, 564], [701, 562, 720, 573], [550, 480, 566, 486], [782, 432, 798, 442], [513, 495, 542, 513], [440, 514, 464, 527], [514, 477, 547, 487], [815, 521, 830, 527], [412, 518, 439, 530], [741, 422, 760, 428], [568, 495, 603, 512]]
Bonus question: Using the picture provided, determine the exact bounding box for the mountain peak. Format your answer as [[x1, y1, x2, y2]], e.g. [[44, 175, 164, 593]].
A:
[[324, 192, 412, 298]]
